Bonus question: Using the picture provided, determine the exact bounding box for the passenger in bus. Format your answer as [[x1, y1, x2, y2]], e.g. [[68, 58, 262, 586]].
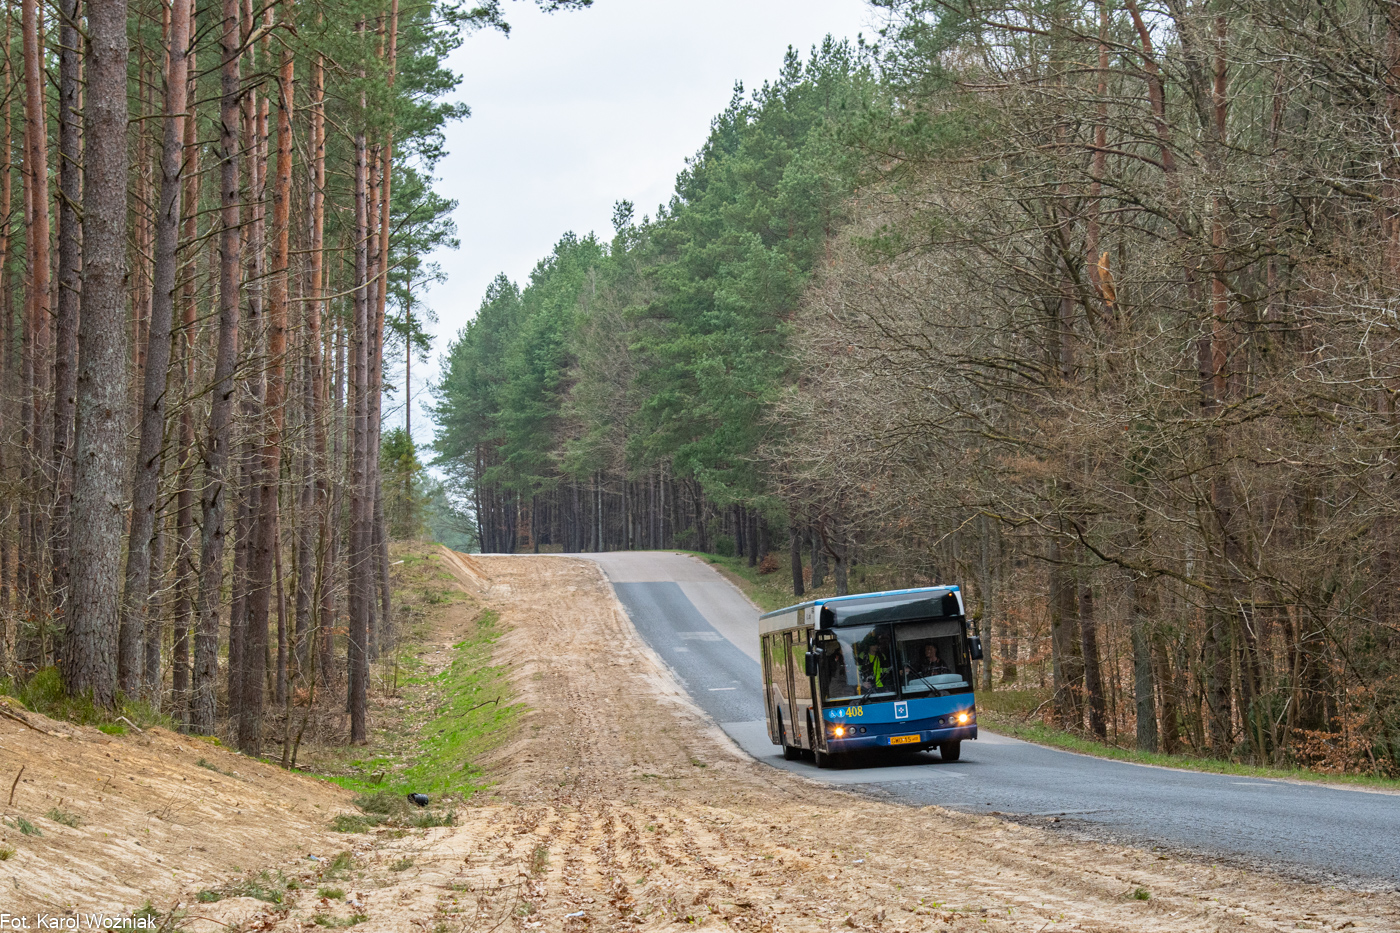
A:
[[860, 633, 893, 692]]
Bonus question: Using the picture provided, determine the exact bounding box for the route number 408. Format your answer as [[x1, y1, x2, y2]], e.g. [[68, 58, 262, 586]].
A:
[[844, 706, 864, 718]]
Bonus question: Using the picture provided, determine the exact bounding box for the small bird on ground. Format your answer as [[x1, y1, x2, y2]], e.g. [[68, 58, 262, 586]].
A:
[[407, 793, 430, 807]]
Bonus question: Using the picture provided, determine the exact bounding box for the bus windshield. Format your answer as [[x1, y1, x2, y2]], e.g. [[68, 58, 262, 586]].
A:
[[818, 619, 971, 704], [818, 625, 898, 704]]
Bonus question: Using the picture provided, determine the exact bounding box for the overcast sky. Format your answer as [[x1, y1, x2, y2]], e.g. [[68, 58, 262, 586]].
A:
[[402, 0, 877, 443]]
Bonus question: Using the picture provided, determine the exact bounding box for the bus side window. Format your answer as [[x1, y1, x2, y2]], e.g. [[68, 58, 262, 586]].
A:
[[791, 639, 812, 705], [772, 633, 790, 710], [761, 634, 774, 721]]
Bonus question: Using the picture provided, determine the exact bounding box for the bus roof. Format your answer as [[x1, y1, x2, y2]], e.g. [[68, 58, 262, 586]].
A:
[[757, 585, 960, 621]]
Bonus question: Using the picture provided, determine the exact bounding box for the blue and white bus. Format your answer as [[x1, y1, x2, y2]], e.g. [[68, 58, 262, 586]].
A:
[[759, 586, 982, 767]]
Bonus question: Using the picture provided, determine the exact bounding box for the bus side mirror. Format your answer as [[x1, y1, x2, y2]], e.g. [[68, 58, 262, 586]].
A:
[[805, 646, 821, 677], [968, 636, 984, 661]]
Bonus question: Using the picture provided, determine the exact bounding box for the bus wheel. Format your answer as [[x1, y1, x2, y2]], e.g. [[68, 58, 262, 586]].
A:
[[779, 714, 801, 761], [939, 741, 962, 762]]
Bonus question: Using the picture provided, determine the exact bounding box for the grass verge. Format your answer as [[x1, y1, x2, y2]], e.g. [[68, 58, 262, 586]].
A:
[[978, 706, 1400, 792], [678, 550, 897, 613], [397, 608, 519, 796], [320, 606, 519, 803]]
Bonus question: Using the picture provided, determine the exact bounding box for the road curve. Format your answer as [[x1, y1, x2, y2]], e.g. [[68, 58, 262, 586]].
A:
[[582, 550, 1400, 889]]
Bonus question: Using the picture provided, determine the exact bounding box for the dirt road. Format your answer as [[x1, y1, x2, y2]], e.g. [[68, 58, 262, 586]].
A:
[[6, 552, 1397, 931]]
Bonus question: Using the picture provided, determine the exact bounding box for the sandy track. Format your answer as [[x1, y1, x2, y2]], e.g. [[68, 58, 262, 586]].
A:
[[221, 553, 1396, 933]]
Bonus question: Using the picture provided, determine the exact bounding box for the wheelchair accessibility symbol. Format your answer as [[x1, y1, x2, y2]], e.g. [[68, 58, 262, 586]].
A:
[[894, 701, 909, 720]]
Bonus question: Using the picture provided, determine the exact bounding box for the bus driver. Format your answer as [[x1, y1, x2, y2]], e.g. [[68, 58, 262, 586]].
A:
[[910, 643, 950, 678]]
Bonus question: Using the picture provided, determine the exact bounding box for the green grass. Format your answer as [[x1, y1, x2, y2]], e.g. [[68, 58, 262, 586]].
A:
[[353, 790, 403, 815], [6, 817, 40, 836], [327, 609, 519, 802], [678, 551, 795, 613], [197, 758, 237, 777], [45, 808, 80, 828], [131, 903, 161, 925], [0, 667, 172, 731], [677, 550, 910, 614], [400, 610, 519, 796], [317, 602, 515, 829], [321, 852, 354, 881], [225, 871, 290, 904], [331, 814, 380, 833], [411, 809, 456, 828], [0, 845, 14, 860], [194, 870, 292, 905], [974, 688, 1046, 719], [977, 699, 1400, 791], [318, 888, 346, 900], [389, 857, 414, 872], [529, 845, 549, 875], [313, 915, 367, 928]]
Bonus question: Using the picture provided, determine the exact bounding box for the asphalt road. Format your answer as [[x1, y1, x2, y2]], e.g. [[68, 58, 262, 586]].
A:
[[584, 551, 1400, 889]]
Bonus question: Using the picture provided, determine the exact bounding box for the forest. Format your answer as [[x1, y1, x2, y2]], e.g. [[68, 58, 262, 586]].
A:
[[0, 0, 596, 755], [432, 0, 1400, 774]]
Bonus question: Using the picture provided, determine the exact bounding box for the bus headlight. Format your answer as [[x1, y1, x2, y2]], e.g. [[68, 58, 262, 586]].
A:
[[830, 725, 847, 738], [955, 711, 971, 725]]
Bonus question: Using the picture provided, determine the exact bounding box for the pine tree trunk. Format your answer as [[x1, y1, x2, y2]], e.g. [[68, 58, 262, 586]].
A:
[[374, 491, 391, 643], [171, 17, 200, 719], [51, 0, 82, 621], [1077, 563, 1107, 739], [0, 9, 14, 643], [122, 0, 191, 702], [228, 434, 259, 723], [1129, 569, 1159, 752], [1153, 629, 1180, 753], [789, 525, 804, 597], [320, 300, 343, 685], [191, 0, 244, 734], [692, 480, 707, 553], [63, 0, 129, 707], [143, 504, 165, 701], [977, 516, 994, 692], [297, 45, 327, 676], [831, 537, 848, 597], [1048, 538, 1083, 729], [275, 522, 288, 707], [348, 93, 371, 744], [22, 0, 52, 631], [747, 510, 759, 567], [233, 26, 270, 733], [240, 4, 294, 754]]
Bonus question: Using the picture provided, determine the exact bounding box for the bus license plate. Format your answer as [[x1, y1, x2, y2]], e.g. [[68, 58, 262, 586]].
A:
[[889, 734, 921, 746]]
